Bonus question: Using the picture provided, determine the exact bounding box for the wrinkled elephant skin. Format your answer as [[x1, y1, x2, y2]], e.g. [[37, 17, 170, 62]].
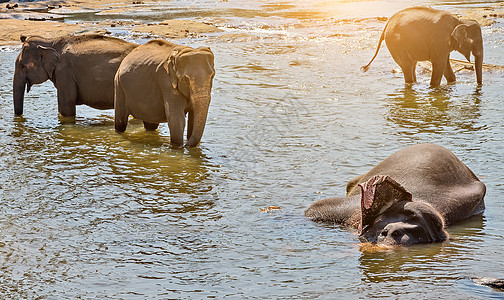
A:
[[13, 34, 137, 118], [114, 39, 215, 148], [362, 7, 483, 87], [305, 144, 486, 246]]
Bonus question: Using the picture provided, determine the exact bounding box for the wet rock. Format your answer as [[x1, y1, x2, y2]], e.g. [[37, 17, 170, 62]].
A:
[[0, 11, 65, 21], [90, 28, 111, 35], [0, 19, 84, 45], [458, 7, 504, 26], [212, 33, 260, 43], [132, 19, 222, 39], [472, 277, 504, 290]]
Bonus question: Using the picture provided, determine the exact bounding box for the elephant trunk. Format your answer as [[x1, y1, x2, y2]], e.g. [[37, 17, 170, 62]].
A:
[[469, 22, 484, 86], [474, 51, 483, 86], [185, 94, 210, 148], [13, 63, 26, 116]]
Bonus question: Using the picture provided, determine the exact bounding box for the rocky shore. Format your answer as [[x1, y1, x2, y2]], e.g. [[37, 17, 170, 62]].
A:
[[0, 0, 224, 45], [0, 0, 502, 46]]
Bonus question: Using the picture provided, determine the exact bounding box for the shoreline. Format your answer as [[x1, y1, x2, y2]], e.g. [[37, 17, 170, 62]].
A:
[[0, 1, 502, 46]]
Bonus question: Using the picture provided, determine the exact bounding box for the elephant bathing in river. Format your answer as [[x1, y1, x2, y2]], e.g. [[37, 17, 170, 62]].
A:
[[362, 7, 483, 87], [305, 144, 486, 246], [114, 39, 215, 148], [13, 34, 138, 118]]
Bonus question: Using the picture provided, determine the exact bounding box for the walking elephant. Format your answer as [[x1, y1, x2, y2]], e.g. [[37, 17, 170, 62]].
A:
[[114, 39, 215, 148], [13, 34, 137, 118], [305, 144, 486, 246], [362, 7, 483, 87]]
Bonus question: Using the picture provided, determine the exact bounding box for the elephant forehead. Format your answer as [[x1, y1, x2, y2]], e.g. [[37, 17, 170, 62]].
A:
[[19, 46, 39, 63], [178, 51, 213, 64]]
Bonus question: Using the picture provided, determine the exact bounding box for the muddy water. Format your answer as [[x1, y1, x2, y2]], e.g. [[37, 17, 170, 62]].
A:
[[1, 0, 504, 298]]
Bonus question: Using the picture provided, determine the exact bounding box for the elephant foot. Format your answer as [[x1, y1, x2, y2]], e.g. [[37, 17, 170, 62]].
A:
[[143, 121, 159, 131], [58, 114, 76, 124], [115, 123, 127, 132], [169, 143, 184, 149]]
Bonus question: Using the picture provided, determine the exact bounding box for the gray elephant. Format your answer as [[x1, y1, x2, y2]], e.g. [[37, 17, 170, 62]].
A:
[[305, 144, 486, 246], [362, 7, 483, 87], [13, 34, 137, 118], [114, 39, 215, 148]]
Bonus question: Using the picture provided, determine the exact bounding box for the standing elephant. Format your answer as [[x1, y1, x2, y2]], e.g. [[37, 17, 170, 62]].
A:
[[362, 7, 483, 87], [305, 144, 486, 246], [13, 34, 137, 117], [114, 39, 215, 148]]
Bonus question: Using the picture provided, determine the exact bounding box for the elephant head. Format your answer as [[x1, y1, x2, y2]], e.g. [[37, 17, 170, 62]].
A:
[[13, 35, 60, 116], [451, 20, 483, 85], [358, 175, 448, 246], [165, 46, 215, 148]]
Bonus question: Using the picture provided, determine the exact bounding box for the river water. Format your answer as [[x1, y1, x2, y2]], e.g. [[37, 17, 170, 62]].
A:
[[1, 0, 503, 298]]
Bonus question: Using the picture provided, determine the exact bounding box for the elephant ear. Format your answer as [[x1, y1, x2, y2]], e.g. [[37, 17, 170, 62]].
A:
[[37, 45, 59, 81], [167, 50, 179, 90], [358, 175, 412, 235], [157, 48, 186, 91], [451, 24, 472, 61]]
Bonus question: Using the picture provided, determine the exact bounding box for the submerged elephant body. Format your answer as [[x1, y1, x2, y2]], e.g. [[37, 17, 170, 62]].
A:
[[114, 39, 215, 148], [305, 144, 486, 246], [13, 34, 138, 117], [362, 7, 483, 87]]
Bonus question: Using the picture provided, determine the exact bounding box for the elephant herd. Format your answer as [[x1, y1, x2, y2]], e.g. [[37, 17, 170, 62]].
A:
[[14, 34, 214, 148], [12, 7, 487, 247]]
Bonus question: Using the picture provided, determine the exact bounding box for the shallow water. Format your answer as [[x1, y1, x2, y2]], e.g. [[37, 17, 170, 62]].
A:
[[1, 0, 504, 298]]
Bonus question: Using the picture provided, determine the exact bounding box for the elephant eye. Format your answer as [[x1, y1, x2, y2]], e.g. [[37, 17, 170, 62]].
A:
[[404, 210, 416, 220]]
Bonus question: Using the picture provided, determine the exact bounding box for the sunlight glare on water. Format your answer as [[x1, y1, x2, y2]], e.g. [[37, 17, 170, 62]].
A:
[[0, 0, 503, 298]]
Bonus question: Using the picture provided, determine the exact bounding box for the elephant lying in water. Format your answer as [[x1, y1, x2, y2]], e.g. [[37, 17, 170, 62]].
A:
[[114, 39, 215, 148], [305, 144, 486, 246], [362, 7, 483, 87], [13, 34, 137, 118]]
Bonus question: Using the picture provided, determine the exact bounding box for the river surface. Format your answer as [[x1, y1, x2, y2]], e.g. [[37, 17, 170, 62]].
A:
[[1, 0, 504, 298]]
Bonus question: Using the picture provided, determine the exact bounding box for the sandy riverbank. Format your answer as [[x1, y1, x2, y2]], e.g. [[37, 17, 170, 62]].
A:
[[0, 0, 502, 46], [0, 0, 224, 45]]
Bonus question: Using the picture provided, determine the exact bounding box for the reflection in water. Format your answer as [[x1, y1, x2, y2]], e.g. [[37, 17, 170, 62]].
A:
[[4, 110, 220, 220], [0, 0, 504, 298], [359, 215, 486, 297], [359, 243, 445, 282], [385, 85, 483, 136], [1, 112, 222, 297]]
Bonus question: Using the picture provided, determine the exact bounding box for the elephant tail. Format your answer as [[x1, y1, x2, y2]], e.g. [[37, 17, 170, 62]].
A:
[[361, 26, 386, 72]]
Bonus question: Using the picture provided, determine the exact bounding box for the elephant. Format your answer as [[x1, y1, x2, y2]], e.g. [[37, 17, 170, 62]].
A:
[[13, 34, 137, 118], [305, 144, 486, 246], [361, 7, 483, 87], [114, 39, 215, 148]]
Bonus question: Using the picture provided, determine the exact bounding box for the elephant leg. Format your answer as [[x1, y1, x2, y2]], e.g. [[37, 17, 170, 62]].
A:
[[430, 56, 448, 87], [412, 62, 417, 83], [400, 62, 416, 84], [165, 98, 185, 147], [143, 121, 159, 131], [56, 80, 77, 118], [444, 58, 456, 83], [346, 174, 366, 195], [114, 81, 128, 132]]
